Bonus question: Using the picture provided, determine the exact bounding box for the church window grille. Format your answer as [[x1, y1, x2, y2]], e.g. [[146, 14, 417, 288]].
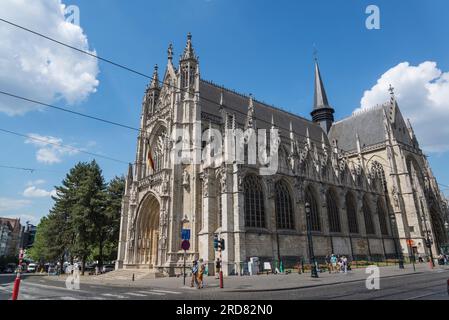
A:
[[327, 190, 341, 232], [346, 193, 359, 233], [377, 199, 389, 235], [305, 186, 321, 232], [244, 175, 266, 228], [363, 197, 375, 235], [275, 180, 294, 229]]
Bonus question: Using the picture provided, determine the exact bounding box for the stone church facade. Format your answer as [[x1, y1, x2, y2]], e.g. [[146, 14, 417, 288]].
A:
[[116, 34, 448, 276]]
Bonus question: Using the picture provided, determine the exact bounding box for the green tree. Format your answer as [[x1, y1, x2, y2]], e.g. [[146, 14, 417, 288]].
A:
[[69, 160, 107, 275], [27, 161, 125, 274], [103, 176, 125, 262]]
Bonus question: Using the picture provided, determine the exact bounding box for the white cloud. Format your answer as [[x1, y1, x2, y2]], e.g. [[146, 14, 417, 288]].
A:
[[0, 0, 99, 116], [359, 61, 449, 153], [26, 179, 46, 186], [0, 198, 31, 212], [25, 133, 79, 164], [23, 186, 56, 198]]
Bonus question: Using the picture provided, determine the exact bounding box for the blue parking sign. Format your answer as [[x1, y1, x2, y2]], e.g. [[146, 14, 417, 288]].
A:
[[181, 229, 191, 240]]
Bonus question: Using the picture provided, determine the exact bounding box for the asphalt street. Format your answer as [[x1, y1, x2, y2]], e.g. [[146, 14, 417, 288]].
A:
[[1, 269, 448, 300]]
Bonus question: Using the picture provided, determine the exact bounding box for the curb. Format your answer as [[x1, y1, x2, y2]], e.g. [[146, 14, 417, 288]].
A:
[[224, 271, 427, 293]]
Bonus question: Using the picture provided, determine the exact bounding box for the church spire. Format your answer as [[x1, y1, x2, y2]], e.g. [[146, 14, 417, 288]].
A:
[[179, 33, 198, 90], [311, 60, 335, 134], [180, 32, 197, 62], [149, 64, 160, 89]]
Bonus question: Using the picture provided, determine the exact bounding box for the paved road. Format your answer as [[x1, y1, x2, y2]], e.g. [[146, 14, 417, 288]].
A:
[[1, 270, 448, 300]]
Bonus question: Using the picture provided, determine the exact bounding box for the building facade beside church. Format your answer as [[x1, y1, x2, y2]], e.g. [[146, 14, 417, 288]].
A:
[[116, 34, 449, 276]]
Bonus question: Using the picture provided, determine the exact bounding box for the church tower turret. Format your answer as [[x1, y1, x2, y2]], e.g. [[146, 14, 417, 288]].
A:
[[311, 60, 335, 133], [179, 32, 198, 91]]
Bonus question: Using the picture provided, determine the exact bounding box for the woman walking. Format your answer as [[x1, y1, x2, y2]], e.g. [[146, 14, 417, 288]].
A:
[[197, 259, 205, 289]]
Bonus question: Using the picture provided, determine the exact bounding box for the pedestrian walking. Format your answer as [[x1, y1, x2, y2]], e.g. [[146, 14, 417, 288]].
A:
[[191, 259, 199, 288], [197, 259, 205, 289], [325, 255, 331, 274], [330, 254, 337, 273], [342, 256, 348, 273]]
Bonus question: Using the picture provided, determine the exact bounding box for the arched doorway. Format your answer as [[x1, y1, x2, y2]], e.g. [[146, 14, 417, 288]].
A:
[[136, 193, 160, 268]]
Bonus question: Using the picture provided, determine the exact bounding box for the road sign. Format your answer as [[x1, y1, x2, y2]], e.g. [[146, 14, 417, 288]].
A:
[[181, 240, 190, 251], [181, 229, 191, 241]]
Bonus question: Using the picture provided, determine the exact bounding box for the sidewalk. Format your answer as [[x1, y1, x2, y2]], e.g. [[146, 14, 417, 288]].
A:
[[43, 263, 449, 293]]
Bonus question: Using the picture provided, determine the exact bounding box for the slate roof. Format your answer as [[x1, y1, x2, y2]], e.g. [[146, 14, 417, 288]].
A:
[[199, 79, 414, 154], [328, 101, 414, 153], [313, 62, 331, 110], [199, 79, 329, 146]]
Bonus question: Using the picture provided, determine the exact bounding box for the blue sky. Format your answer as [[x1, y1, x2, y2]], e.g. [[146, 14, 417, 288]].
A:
[[1, 0, 449, 225]]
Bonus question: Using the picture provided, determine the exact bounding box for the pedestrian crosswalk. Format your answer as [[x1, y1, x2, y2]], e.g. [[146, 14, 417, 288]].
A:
[[0, 282, 183, 300]]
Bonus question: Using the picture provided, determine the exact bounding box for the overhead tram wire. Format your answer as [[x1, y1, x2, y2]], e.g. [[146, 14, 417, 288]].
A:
[[0, 90, 140, 132], [3, 18, 449, 191], [0, 164, 65, 174], [0, 128, 129, 165], [0, 17, 347, 150]]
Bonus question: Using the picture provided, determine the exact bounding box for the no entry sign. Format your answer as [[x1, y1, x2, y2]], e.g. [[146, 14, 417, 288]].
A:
[[181, 239, 190, 251]]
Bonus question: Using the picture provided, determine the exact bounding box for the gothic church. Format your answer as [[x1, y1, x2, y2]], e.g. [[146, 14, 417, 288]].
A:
[[116, 34, 448, 276]]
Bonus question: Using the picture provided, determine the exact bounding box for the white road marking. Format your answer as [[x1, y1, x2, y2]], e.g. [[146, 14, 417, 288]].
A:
[[20, 281, 91, 294], [135, 290, 165, 296], [150, 289, 182, 294], [59, 296, 79, 300], [101, 293, 127, 299], [125, 292, 149, 297]]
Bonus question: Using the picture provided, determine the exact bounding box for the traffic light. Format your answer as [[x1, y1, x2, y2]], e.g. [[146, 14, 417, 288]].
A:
[[220, 238, 225, 251], [213, 234, 219, 250]]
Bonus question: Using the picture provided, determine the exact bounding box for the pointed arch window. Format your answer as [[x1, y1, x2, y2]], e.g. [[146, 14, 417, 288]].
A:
[[305, 186, 321, 232], [363, 197, 375, 235], [377, 199, 389, 235], [244, 175, 266, 228], [346, 193, 359, 234], [275, 180, 294, 230], [372, 161, 387, 193], [327, 190, 341, 233]]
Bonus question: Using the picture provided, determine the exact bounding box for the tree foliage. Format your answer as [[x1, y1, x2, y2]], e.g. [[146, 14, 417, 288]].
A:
[[30, 160, 125, 274]]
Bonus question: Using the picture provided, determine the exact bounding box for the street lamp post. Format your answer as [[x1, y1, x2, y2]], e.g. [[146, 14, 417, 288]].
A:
[[305, 202, 318, 278]]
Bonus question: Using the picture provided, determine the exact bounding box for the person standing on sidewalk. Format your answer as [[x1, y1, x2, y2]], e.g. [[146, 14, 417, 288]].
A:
[[330, 254, 337, 273], [325, 255, 331, 274], [342, 256, 348, 273], [191, 260, 199, 288], [197, 259, 205, 289]]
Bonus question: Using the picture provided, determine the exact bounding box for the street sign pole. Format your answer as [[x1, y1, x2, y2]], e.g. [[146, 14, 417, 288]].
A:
[[183, 249, 186, 286], [181, 239, 190, 287]]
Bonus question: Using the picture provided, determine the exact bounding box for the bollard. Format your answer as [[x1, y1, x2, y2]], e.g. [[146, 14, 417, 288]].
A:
[[11, 272, 21, 300], [132, 273, 135, 282], [219, 271, 224, 289]]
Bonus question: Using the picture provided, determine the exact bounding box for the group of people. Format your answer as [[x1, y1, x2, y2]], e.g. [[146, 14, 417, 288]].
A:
[[326, 254, 350, 273], [437, 254, 448, 265], [190, 258, 206, 289]]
